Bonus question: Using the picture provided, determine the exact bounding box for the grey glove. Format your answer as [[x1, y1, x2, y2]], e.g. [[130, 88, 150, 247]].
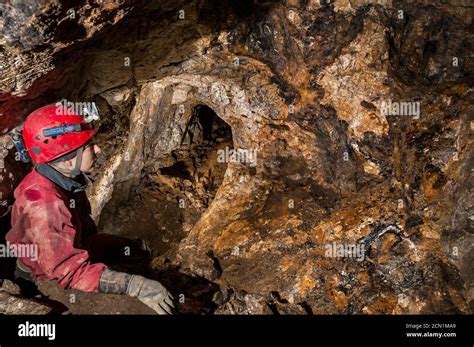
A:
[[128, 275, 175, 314], [99, 268, 174, 315]]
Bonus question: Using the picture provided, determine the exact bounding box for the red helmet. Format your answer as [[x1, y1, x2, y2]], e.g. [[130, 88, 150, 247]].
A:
[[23, 104, 95, 164]]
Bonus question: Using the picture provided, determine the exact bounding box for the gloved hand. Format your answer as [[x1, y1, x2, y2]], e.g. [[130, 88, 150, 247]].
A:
[[99, 268, 174, 314], [127, 275, 175, 315]]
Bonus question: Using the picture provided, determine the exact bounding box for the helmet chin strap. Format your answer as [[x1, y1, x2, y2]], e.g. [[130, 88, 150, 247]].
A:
[[50, 146, 84, 178]]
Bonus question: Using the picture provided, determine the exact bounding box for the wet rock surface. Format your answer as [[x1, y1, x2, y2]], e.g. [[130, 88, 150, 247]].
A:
[[0, 279, 52, 314], [0, 0, 472, 314]]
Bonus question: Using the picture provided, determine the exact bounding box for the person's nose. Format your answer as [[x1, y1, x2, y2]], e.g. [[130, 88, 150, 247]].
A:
[[94, 144, 101, 155]]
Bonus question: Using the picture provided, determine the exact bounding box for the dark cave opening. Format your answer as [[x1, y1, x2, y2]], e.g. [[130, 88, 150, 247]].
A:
[[99, 104, 233, 256], [91, 104, 234, 313]]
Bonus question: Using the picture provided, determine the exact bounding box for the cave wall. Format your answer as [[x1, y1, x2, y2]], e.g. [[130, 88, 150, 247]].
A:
[[0, 0, 472, 314]]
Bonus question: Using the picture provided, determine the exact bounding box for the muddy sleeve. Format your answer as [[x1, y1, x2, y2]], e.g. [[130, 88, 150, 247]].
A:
[[28, 201, 107, 293]]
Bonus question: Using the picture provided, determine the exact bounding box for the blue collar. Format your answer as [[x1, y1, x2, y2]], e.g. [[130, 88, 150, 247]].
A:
[[36, 164, 88, 193]]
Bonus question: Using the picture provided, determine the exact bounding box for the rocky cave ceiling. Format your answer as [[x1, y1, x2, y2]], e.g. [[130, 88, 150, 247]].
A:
[[0, 0, 473, 314]]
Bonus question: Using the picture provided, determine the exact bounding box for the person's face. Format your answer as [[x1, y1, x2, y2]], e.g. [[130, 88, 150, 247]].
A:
[[53, 142, 101, 176], [79, 142, 101, 173]]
